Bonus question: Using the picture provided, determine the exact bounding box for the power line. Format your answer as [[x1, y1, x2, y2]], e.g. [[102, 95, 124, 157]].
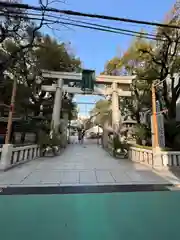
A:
[[0, 12, 166, 42], [0, 13, 161, 41], [0, 1, 180, 30], [5, 10, 161, 39]]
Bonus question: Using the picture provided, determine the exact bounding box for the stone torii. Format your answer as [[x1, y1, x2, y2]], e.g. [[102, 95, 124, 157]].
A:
[[41, 70, 135, 132]]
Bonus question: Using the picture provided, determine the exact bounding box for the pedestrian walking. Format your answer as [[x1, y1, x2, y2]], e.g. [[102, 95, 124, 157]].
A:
[[81, 129, 85, 144], [78, 129, 82, 144]]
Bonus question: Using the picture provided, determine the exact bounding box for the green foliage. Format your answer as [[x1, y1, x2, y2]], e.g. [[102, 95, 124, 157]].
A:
[[130, 144, 172, 151], [0, 13, 81, 125], [50, 131, 62, 147], [35, 36, 81, 72], [38, 129, 61, 149], [134, 124, 151, 145], [113, 134, 121, 150], [90, 99, 112, 126], [102, 2, 180, 150], [103, 2, 180, 123]]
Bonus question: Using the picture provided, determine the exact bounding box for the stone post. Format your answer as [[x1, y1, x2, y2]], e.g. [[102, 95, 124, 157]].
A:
[[0, 144, 13, 170], [153, 147, 163, 169], [102, 121, 109, 148], [52, 79, 63, 132], [112, 82, 120, 133], [62, 112, 69, 146]]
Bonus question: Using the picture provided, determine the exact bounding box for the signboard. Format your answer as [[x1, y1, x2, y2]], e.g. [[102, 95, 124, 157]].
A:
[[81, 69, 95, 92], [156, 101, 165, 148]]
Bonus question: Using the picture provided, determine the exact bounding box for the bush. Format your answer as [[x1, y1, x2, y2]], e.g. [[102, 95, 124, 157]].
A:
[[38, 130, 62, 150], [134, 124, 151, 145], [130, 144, 172, 151], [113, 134, 121, 150]]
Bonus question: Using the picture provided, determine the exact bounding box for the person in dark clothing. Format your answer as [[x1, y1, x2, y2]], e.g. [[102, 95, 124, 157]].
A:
[[78, 129, 82, 144], [81, 129, 85, 144]]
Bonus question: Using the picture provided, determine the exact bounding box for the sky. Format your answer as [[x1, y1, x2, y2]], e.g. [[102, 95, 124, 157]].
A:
[[24, 0, 176, 116]]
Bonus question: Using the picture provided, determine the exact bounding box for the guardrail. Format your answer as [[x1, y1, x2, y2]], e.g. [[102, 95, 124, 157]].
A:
[[129, 146, 180, 168], [0, 144, 40, 171]]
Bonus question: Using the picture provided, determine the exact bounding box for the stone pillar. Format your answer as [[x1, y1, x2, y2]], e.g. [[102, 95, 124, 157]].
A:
[[112, 82, 120, 132], [52, 79, 63, 132], [102, 121, 109, 148], [0, 144, 13, 170], [62, 112, 69, 146], [153, 147, 163, 169]]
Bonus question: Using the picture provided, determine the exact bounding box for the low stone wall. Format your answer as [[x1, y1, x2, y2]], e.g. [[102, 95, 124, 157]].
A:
[[0, 144, 40, 171], [129, 146, 180, 168]]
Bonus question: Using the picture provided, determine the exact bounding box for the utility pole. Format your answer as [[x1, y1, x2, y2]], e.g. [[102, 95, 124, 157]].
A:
[[5, 78, 17, 144], [151, 83, 159, 148]]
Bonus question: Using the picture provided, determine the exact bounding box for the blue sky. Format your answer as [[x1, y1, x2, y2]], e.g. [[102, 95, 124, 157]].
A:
[[25, 0, 175, 116]]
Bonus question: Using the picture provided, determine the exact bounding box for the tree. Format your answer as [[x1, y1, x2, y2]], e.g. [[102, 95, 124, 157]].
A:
[[90, 99, 112, 148], [35, 35, 81, 72], [0, 32, 81, 119], [0, 1, 48, 114], [90, 99, 112, 127], [137, 1, 180, 120], [0, 2, 81, 145], [103, 36, 153, 123]]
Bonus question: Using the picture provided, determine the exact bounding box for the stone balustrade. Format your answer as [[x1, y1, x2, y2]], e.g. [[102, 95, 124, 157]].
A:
[[129, 147, 153, 165], [0, 144, 40, 171], [129, 146, 180, 168], [160, 151, 180, 167], [0, 147, 2, 160]]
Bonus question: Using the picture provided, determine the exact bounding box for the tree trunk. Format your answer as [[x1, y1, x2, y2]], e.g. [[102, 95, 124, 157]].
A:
[[168, 96, 176, 120], [21, 132, 26, 144], [135, 110, 141, 124]]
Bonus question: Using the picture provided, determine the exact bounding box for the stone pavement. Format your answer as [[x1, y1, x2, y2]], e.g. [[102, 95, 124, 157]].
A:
[[0, 138, 173, 187]]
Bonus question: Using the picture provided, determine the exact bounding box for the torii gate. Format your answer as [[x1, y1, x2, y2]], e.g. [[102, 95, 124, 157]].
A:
[[41, 70, 135, 132]]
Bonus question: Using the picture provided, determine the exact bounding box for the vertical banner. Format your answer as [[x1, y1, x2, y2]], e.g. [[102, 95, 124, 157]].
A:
[[151, 115, 154, 148], [156, 101, 165, 148]]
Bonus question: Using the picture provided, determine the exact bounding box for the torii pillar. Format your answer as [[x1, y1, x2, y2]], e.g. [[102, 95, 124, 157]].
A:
[[42, 79, 63, 132], [112, 82, 121, 133]]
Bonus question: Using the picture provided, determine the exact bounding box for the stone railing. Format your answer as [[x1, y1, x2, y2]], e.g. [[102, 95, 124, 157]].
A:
[[0, 147, 2, 161], [129, 146, 180, 168], [129, 147, 153, 166], [0, 144, 40, 171], [160, 151, 180, 167]]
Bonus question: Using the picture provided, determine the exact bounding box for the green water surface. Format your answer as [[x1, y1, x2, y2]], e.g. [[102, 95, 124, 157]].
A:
[[0, 191, 179, 240]]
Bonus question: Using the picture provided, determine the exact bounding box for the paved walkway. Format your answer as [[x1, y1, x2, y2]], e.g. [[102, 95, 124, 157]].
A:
[[0, 138, 173, 186]]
